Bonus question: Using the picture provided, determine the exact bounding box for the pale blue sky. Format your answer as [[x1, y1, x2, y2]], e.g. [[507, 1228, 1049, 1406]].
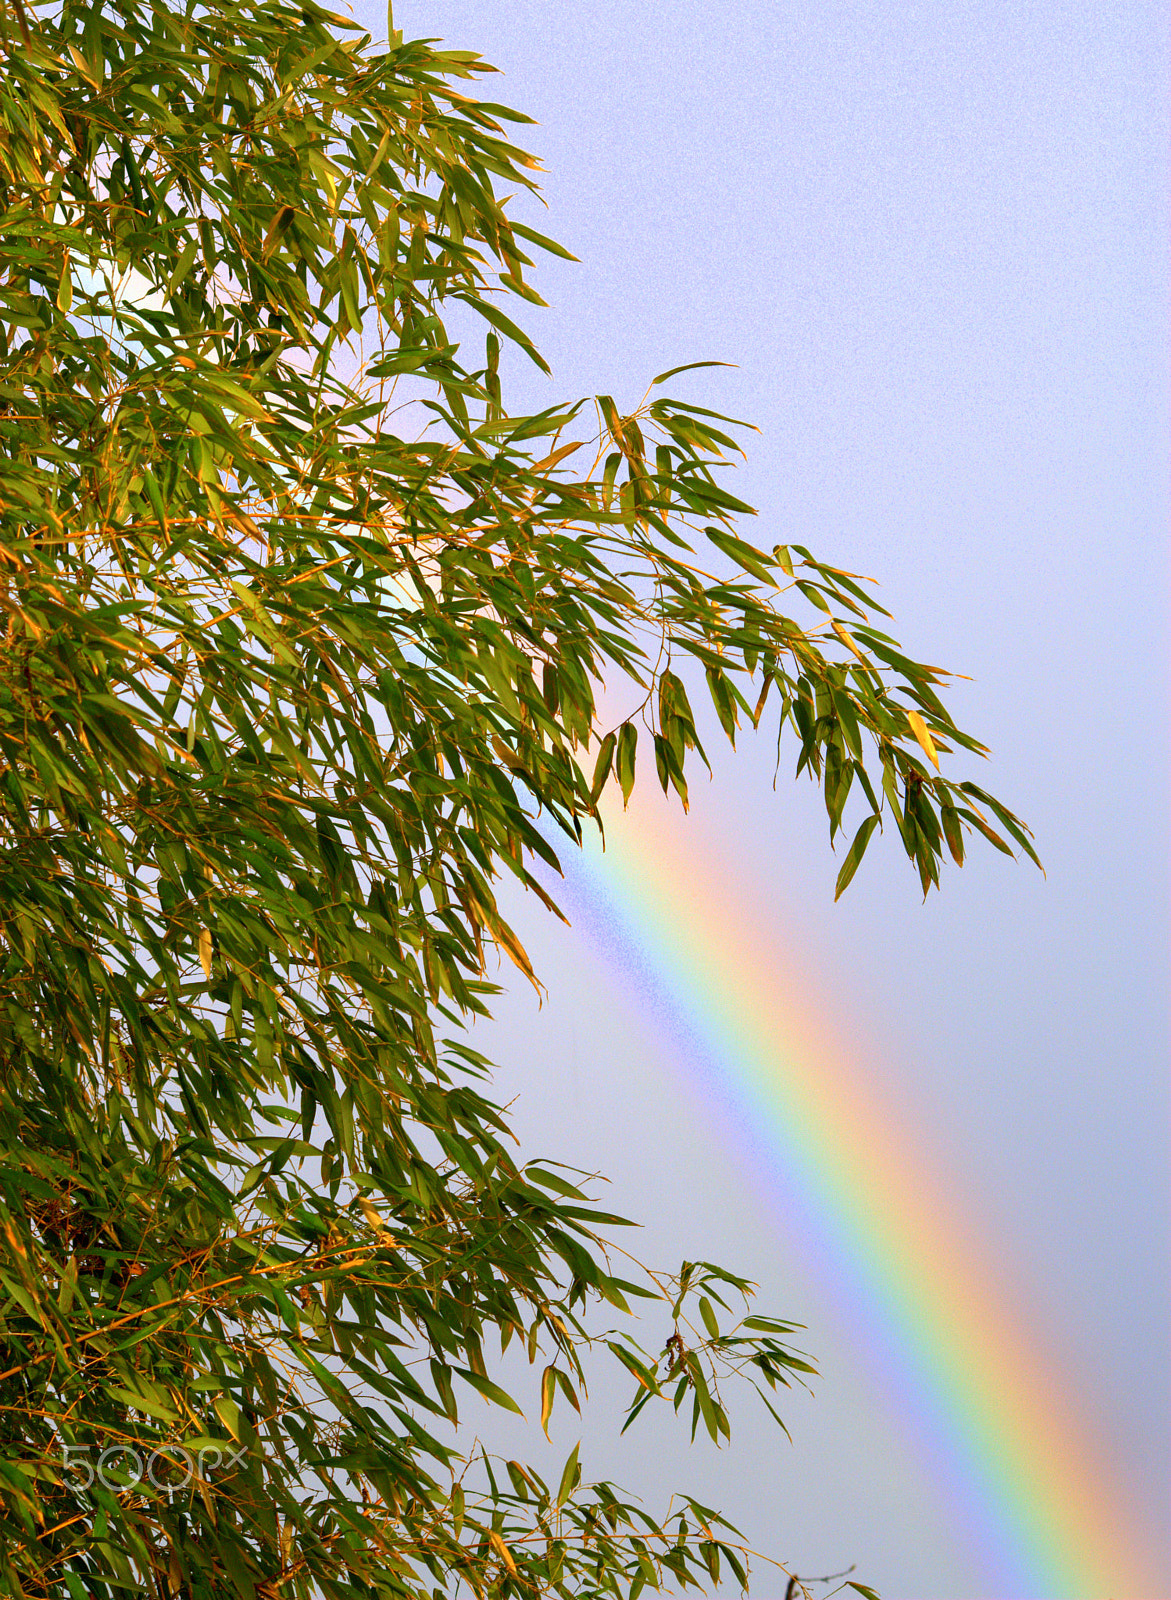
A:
[[359, 4, 1169, 1594]]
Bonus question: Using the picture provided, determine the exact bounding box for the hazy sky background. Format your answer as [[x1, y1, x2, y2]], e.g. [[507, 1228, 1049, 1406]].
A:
[[361, 4, 1168, 1595]]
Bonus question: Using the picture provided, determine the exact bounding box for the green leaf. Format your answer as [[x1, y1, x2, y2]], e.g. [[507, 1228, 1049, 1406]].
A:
[[457, 1369, 525, 1416], [555, 1443, 580, 1507], [652, 359, 734, 385], [590, 731, 616, 803], [957, 806, 1015, 857], [0, 1274, 43, 1326], [835, 813, 880, 900], [940, 802, 965, 866], [706, 526, 776, 586], [617, 721, 638, 804], [526, 1166, 588, 1200]]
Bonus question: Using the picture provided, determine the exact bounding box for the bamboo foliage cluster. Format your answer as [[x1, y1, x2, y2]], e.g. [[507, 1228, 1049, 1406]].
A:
[[0, 0, 1033, 1595]]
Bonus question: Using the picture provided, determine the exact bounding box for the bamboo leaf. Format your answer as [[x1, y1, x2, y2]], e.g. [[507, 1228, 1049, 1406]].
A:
[[835, 813, 880, 900], [555, 1443, 580, 1507], [617, 721, 638, 805], [457, 1369, 525, 1416], [540, 1364, 556, 1437], [906, 708, 940, 770]]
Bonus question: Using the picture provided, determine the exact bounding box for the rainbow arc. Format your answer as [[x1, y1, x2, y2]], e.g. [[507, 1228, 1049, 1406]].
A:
[[543, 796, 1159, 1600]]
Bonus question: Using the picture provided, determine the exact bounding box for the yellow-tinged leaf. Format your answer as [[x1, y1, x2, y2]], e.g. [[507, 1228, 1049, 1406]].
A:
[[66, 43, 98, 85], [491, 735, 525, 772], [198, 926, 213, 979], [831, 618, 868, 664], [57, 1254, 78, 1312], [540, 1364, 556, 1437], [494, 919, 538, 988], [213, 1394, 241, 1439], [530, 439, 583, 475], [907, 709, 940, 770], [262, 204, 298, 261], [489, 1530, 517, 1577], [226, 506, 265, 542]]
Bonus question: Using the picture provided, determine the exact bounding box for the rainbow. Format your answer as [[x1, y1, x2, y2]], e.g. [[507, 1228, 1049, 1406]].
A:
[[539, 791, 1159, 1600]]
